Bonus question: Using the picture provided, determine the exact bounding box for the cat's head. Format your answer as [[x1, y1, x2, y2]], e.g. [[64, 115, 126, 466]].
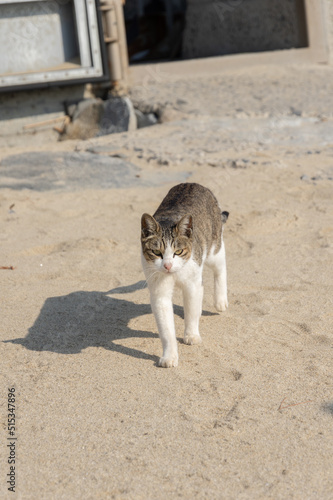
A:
[[141, 213, 193, 274]]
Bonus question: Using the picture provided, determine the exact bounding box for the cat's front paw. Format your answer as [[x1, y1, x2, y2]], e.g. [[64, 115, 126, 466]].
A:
[[184, 333, 202, 345], [215, 296, 228, 312], [158, 354, 178, 368]]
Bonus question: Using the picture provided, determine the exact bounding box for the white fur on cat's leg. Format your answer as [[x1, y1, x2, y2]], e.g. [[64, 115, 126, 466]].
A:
[[148, 275, 178, 368], [214, 240, 228, 312], [214, 276, 228, 312], [182, 278, 203, 345], [207, 240, 228, 312]]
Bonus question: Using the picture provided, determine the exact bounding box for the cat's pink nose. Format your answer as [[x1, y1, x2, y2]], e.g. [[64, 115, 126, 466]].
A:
[[164, 262, 172, 271]]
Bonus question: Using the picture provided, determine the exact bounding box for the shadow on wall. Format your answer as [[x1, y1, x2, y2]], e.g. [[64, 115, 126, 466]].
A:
[[5, 281, 215, 364]]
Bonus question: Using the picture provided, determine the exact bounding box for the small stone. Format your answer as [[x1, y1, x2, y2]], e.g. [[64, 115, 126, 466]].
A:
[[290, 106, 302, 116], [228, 159, 247, 169], [311, 175, 322, 181], [157, 159, 169, 166], [135, 109, 158, 129]]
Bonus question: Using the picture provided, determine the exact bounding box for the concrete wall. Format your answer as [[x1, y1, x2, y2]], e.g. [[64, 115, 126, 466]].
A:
[[182, 0, 331, 63], [182, 0, 308, 59], [0, 85, 86, 148]]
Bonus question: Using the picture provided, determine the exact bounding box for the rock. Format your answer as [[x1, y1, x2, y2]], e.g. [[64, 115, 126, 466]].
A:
[[66, 103, 78, 118], [98, 96, 136, 137], [72, 98, 104, 122], [135, 109, 158, 128], [228, 159, 248, 169], [0, 151, 189, 191], [311, 175, 323, 181], [290, 106, 302, 117], [0, 151, 140, 191], [62, 97, 137, 141], [157, 158, 169, 166], [61, 98, 105, 140]]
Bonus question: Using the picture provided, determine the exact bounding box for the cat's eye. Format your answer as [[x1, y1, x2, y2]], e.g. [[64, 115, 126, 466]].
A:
[[152, 250, 162, 257], [174, 249, 183, 256]]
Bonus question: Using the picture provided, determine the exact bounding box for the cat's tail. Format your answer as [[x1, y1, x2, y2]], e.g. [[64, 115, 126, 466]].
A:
[[221, 211, 229, 224]]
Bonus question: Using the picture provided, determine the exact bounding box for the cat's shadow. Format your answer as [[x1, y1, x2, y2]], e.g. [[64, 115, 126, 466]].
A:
[[5, 281, 216, 364]]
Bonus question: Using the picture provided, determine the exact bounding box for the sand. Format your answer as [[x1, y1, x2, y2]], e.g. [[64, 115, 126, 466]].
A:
[[1, 63, 333, 499]]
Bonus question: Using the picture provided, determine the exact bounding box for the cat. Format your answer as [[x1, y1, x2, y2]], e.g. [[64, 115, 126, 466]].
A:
[[141, 183, 229, 368]]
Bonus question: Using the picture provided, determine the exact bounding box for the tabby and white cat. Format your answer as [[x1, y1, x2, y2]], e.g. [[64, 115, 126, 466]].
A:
[[141, 183, 229, 368]]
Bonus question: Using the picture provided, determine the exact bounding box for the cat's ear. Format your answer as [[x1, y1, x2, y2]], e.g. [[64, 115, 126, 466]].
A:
[[176, 214, 193, 238], [141, 213, 161, 238], [221, 211, 229, 224]]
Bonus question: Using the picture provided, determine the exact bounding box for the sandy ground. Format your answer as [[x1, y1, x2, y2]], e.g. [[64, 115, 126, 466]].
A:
[[1, 63, 333, 499]]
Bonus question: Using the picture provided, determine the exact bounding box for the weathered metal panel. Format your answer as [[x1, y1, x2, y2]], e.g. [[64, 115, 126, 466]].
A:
[[0, 0, 108, 90]]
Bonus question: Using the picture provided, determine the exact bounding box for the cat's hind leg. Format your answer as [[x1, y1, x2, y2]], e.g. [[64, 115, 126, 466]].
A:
[[182, 270, 203, 345], [207, 240, 228, 312]]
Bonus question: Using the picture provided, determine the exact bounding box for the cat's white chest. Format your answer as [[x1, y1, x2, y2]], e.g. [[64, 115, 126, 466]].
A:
[[173, 255, 203, 286]]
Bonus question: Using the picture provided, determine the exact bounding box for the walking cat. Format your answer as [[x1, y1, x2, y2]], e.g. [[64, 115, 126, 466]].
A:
[[141, 183, 229, 367]]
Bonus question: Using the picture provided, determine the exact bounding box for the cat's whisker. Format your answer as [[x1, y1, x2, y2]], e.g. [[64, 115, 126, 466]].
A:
[[143, 270, 159, 287]]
